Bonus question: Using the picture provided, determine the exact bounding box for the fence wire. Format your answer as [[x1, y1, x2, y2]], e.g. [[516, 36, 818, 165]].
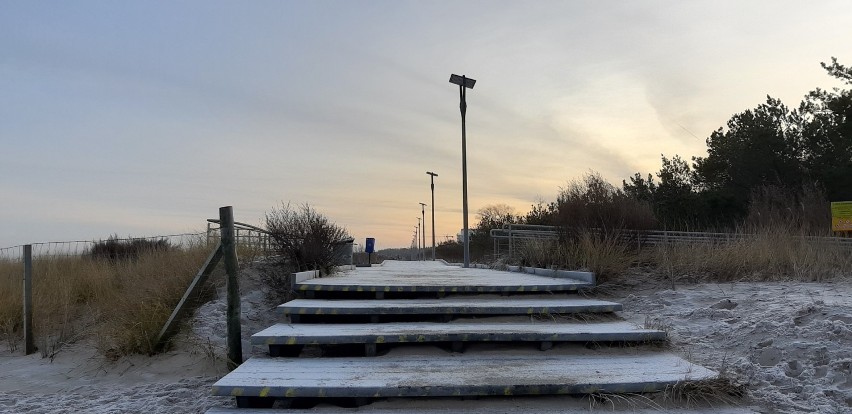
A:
[[0, 233, 214, 262]]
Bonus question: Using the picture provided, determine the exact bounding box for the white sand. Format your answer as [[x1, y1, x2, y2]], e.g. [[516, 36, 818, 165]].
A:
[[1, 265, 850, 413], [613, 276, 852, 413]]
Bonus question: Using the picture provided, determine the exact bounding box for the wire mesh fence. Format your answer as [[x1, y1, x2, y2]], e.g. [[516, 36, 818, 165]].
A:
[[0, 227, 278, 355]]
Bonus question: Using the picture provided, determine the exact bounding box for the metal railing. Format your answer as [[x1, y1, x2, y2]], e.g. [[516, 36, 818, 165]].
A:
[[206, 219, 271, 253], [490, 225, 852, 259]]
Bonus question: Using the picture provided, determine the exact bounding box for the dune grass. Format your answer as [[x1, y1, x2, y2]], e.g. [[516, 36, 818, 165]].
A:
[[517, 233, 636, 283], [514, 227, 852, 285], [0, 242, 221, 357], [652, 228, 852, 284]]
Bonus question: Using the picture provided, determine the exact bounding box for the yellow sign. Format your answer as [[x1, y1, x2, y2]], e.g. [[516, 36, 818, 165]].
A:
[[831, 201, 852, 231]]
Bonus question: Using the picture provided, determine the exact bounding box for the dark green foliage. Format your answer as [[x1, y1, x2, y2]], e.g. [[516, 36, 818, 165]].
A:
[[435, 240, 463, 263], [90, 236, 171, 262], [693, 96, 803, 203], [265, 203, 351, 274], [624, 57, 852, 231]]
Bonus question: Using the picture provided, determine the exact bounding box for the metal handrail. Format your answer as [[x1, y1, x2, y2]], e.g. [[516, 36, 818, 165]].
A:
[[491, 227, 852, 259]]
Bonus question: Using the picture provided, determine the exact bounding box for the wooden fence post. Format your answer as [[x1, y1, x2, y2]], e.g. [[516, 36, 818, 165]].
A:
[[220, 206, 243, 370], [23, 244, 35, 355]]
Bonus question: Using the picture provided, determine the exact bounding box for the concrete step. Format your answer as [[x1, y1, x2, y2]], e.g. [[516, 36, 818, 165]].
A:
[[207, 405, 757, 414], [296, 264, 591, 298], [252, 321, 665, 356], [212, 352, 716, 407], [280, 297, 622, 323]]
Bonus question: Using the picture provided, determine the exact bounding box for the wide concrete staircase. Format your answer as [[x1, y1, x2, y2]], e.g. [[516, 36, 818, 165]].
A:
[[207, 261, 718, 412]]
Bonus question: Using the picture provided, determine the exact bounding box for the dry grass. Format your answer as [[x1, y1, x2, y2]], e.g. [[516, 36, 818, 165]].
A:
[[517, 232, 635, 283], [663, 377, 747, 407], [650, 228, 852, 284], [0, 242, 221, 357], [516, 226, 852, 287]]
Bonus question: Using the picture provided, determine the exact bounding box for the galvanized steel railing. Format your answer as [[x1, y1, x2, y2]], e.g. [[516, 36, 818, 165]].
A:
[[490, 225, 852, 259]]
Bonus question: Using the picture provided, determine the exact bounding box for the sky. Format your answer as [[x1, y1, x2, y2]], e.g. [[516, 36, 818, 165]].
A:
[[2, 0, 852, 250]]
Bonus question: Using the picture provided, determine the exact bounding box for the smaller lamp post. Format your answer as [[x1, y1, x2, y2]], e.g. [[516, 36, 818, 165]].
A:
[[426, 172, 438, 260], [419, 202, 427, 261]]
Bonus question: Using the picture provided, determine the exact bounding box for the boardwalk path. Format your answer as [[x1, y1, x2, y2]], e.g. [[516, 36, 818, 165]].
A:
[[209, 261, 751, 412]]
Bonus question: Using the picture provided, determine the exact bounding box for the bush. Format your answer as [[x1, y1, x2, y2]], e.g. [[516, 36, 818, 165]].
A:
[[265, 203, 350, 274], [435, 240, 463, 263], [90, 236, 171, 262], [556, 172, 657, 233]]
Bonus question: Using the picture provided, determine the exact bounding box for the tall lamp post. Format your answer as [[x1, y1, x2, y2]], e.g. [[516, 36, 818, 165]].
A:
[[449, 74, 476, 268], [419, 202, 427, 261], [412, 228, 418, 260], [426, 171, 438, 260], [416, 218, 421, 261]]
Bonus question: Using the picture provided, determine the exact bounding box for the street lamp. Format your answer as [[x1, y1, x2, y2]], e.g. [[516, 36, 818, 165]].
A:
[[449, 74, 476, 268], [413, 226, 418, 260], [419, 202, 427, 261], [416, 218, 421, 261], [426, 171, 438, 261]]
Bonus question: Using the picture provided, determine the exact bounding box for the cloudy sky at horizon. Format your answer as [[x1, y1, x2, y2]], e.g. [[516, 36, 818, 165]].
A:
[[2, 0, 851, 250]]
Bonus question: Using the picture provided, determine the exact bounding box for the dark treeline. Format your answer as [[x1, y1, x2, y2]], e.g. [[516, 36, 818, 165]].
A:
[[624, 57, 851, 232]]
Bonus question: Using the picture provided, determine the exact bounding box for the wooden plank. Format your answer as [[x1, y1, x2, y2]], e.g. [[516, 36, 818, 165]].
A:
[[211, 353, 717, 398], [278, 297, 622, 316], [251, 321, 665, 345], [206, 406, 756, 414], [155, 242, 222, 351], [296, 261, 591, 293]]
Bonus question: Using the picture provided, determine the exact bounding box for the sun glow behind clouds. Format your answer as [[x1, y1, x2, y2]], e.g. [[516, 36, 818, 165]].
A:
[[2, 1, 852, 248]]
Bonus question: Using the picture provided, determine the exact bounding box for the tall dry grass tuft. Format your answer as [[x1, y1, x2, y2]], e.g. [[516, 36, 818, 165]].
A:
[[652, 227, 852, 284], [517, 232, 635, 283], [0, 239, 218, 357], [95, 244, 215, 357], [0, 259, 23, 352]]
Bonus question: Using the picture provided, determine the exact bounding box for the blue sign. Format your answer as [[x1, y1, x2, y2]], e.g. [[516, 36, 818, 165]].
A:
[[365, 238, 375, 254]]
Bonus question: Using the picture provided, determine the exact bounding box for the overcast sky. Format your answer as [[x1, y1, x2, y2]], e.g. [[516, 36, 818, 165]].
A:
[[2, 0, 851, 249]]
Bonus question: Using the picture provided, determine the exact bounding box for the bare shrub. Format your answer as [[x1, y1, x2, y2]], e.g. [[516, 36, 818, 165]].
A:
[[265, 203, 351, 274], [257, 262, 296, 304], [556, 171, 657, 233], [90, 236, 171, 262]]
